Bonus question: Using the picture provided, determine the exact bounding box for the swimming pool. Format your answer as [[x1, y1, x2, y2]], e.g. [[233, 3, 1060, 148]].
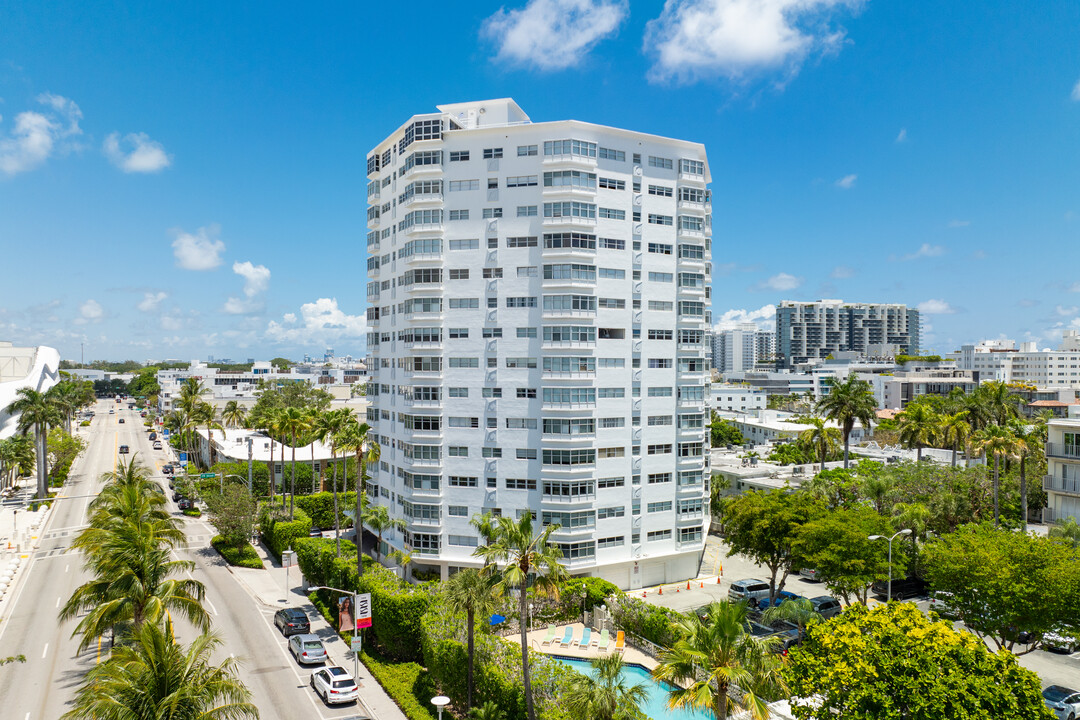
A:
[[553, 656, 716, 720]]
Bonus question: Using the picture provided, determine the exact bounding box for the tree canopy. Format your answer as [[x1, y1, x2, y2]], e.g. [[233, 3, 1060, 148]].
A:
[[784, 602, 1051, 720]]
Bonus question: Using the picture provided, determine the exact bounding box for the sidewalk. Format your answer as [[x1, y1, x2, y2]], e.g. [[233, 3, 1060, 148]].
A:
[[227, 539, 409, 720]]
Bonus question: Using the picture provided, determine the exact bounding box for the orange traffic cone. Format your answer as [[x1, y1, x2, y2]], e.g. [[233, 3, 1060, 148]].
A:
[[700, 581, 704, 588], [642, 591, 647, 598], [676, 587, 680, 592], [717, 576, 721, 584], [658, 586, 662, 595], [687, 581, 691, 591]]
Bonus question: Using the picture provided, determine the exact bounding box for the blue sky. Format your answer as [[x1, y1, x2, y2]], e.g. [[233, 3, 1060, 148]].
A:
[[1, 0, 1078, 362]]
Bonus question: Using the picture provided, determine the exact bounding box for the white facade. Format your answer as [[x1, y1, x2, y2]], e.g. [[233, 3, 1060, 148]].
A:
[[1044, 408, 1080, 524], [0, 342, 61, 440], [951, 342, 1080, 389], [364, 99, 713, 589], [710, 384, 766, 414], [711, 322, 773, 374]]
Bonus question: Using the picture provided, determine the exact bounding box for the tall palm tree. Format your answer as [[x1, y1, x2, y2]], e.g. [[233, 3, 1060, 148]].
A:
[[896, 403, 940, 462], [972, 425, 1018, 527], [221, 400, 247, 430], [565, 653, 649, 720], [363, 504, 404, 565], [47, 380, 82, 435], [194, 401, 223, 468], [444, 568, 500, 710], [891, 501, 931, 565], [472, 512, 567, 720], [6, 386, 62, 499], [278, 407, 311, 519], [961, 390, 991, 432], [1008, 419, 1043, 533], [63, 618, 258, 720], [313, 408, 351, 556], [339, 420, 379, 577], [816, 373, 877, 469], [798, 417, 841, 472], [652, 600, 787, 720], [979, 380, 1023, 426], [940, 410, 971, 468]]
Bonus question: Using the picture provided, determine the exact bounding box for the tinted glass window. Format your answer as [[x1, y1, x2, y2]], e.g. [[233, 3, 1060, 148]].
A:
[[333, 680, 356, 689]]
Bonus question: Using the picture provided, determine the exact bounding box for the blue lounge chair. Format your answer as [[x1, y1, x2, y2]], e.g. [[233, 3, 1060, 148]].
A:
[[558, 626, 574, 647], [578, 627, 592, 647]]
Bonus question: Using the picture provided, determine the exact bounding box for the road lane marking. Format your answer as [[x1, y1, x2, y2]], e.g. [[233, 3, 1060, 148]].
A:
[[55, 596, 61, 608], [41, 643, 48, 659], [64, 563, 69, 573]]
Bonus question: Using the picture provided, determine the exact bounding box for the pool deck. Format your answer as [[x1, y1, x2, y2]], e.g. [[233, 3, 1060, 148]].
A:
[[520, 622, 660, 671]]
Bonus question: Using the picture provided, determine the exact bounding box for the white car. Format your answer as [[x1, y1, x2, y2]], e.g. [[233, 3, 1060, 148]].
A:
[[1043, 685, 1080, 720], [927, 591, 957, 618], [310, 666, 358, 705], [1043, 628, 1079, 654]]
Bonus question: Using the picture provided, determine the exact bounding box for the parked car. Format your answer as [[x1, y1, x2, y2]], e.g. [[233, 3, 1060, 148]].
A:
[[870, 577, 927, 600], [927, 590, 957, 618], [177, 498, 194, 511], [1043, 685, 1080, 720], [1043, 627, 1079, 654], [799, 568, 821, 581], [308, 526, 324, 537], [162, 465, 174, 475], [274, 608, 311, 637], [757, 590, 804, 610], [728, 579, 771, 605], [745, 619, 800, 651], [808, 595, 843, 619], [310, 666, 358, 705], [149, 432, 157, 440], [119, 445, 129, 454], [153, 441, 163, 450], [289, 634, 328, 665]]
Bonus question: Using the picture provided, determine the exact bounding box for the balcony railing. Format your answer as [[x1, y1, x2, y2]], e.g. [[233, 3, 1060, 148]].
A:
[[1046, 443, 1080, 460], [1044, 474, 1080, 497]]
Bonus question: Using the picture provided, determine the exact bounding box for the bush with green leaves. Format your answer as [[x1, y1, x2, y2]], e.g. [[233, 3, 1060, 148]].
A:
[[211, 536, 263, 569], [208, 461, 270, 497], [528, 576, 621, 624], [295, 491, 358, 530], [606, 594, 682, 648], [259, 504, 312, 559]]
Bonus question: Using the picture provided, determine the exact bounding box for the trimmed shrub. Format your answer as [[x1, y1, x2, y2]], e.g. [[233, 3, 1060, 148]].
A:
[[295, 491, 358, 530], [361, 650, 438, 720], [182, 508, 202, 518], [211, 535, 264, 568], [259, 504, 312, 560], [209, 461, 270, 497], [607, 594, 682, 648]]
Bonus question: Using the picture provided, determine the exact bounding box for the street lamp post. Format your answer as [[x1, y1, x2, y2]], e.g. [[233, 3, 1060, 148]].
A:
[[868, 528, 912, 603], [431, 695, 450, 720], [309, 584, 360, 682], [247, 437, 253, 494]]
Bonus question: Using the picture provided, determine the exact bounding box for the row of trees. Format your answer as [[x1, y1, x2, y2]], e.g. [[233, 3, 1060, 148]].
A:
[[4, 377, 96, 498], [59, 455, 257, 718]]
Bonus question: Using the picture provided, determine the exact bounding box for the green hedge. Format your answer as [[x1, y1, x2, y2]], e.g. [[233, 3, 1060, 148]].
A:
[[361, 649, 439, 720], [259, 504, 312, 560], [607, 594, 682, 648], [420, 603, 575, 720], [211, 536, 264, 569], [294, 536, 436, 662], [182, 508, 202, 518], [295, 491, 358, 530]]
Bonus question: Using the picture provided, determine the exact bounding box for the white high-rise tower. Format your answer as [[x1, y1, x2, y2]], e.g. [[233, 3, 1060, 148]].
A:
[[363, 99, 712, 589]]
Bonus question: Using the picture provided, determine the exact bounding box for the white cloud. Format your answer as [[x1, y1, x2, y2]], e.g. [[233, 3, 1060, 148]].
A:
[[161, 316, 184, 331], [644, 0, 861, 84], [222, 297, 264, 315], [74, 299, 103, 325], [103, 132, 172, 173], [917, 299, 956, 315], [903, 243, 945, 260], [759, 272, 802, 292], [1072, 77, 1080, 101], [232, 261, 270, 297], [0, 93, 82, 176], [834, 173, 857, 189], [172, 225, 225, 271], [1056, 305, 1079, 317], [830, 265, 854, 279], [137, 291, 167, 312], [266, 298, 368, 346], [895, 128, 907, 143], [481, 0, 627, 70], [947, 219, 970, 228], [714, 303, 777, 331]]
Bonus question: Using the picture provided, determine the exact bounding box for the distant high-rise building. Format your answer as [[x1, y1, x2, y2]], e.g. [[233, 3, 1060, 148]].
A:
[[711, 323, 774, 374], [775, 300, 920, 369], [364, 98, 712, 588]]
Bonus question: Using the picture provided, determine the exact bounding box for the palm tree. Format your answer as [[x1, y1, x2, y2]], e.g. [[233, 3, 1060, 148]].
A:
[[972, 425, 1018, 527], [816, 373, 877, 469], [47, 380, 83, 435], [891, 501, 931, 566], [962, 389, 991, 432], [278, 407, 311, 519], [472, 512, 568, 720], [980, 380, 1023, 426], [63, 618, 258, 720], [1008, 419, 1043, 533], [194, 401, 223, 468], [798, 416, 841, 472], [339, 420, 379, 577], [896, 403, 940, 462], [565, 653, 649, 720], [6, 386, 62, 499], [940, 410, 971, 468], [444, 568, 500, 710], [761, 597, 821, 645], [221, 400, 247, 430], [469, 702, 505, 720], [652, 600, 787, 720], [1049, 517, 1080, 548], [363, 504, 404, 565], [313, 408, 351, 556]]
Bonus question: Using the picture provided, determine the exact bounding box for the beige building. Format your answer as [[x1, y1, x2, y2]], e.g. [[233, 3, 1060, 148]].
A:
[[1044, 407, 1080, 524]]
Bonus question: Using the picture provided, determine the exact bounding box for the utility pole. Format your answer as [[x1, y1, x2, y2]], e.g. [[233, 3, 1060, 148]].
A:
[[247, 437, 253, 494]]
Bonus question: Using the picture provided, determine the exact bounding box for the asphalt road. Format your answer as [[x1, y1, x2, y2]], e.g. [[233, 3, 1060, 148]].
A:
[[0, 401, 366, 720]]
